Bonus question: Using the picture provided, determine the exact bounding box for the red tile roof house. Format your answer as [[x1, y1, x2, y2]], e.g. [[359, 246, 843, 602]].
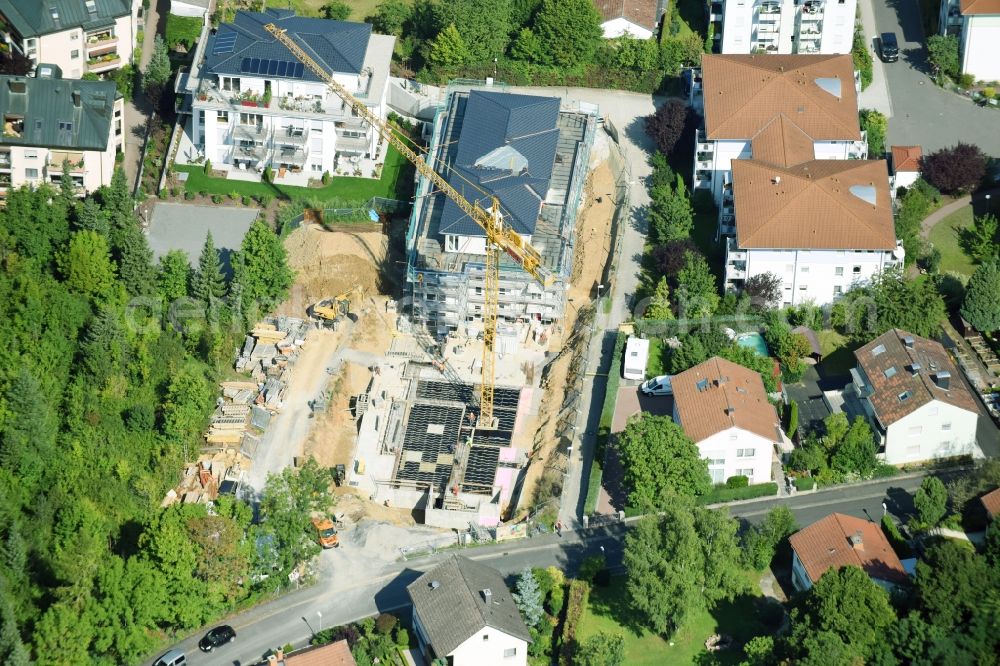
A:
[[981, 487, 1000, 521], [890, 145, 922, 191], [789, 513, 908, 592], [849, 329, 980, 465], [593, 0, 666, 39]]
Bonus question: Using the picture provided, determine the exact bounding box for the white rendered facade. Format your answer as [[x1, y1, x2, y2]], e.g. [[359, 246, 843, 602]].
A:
[[719, 0, 857, 55], [724, 239, 904, 306], [940, 0, 1000, 82], [0, 132, 120, 196], [412, 611, 528, 666], [673, 419, 776, 485], [601, 17, 655, 39]]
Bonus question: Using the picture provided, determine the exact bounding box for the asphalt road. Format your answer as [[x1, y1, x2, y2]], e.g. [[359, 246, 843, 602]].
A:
[[151, 471, 946, 666], [872, 0, 1000, 155]]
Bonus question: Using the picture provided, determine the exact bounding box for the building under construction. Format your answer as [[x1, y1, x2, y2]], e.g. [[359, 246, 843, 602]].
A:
[[405, 86, 598, 338]]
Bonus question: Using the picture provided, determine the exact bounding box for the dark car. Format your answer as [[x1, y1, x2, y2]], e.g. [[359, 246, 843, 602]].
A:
[[198, 625, 236, 652], [879, 32, 899, 62]]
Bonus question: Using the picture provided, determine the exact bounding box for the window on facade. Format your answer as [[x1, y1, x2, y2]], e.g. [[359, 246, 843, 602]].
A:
[[942, 422, 952, 431], [70, 50, 79, 59], [311, 163, 322, 172], [24, 150, 37, 159], [785, 264, 794, 272], [59, 121, 73, 131], [504, 648, 517, 658], [738, 468, 754, 478], [908, 426, 923, 436], [239, 113, 262, 126], [708, 458, 725, 465], [217, 111, 229, 123], [801, 266, 809, 273], [710, 468, 724, 484], [483, 634, 489, 641], [853, 265, 862, 274], [25, 168, 38, 178], [799, 285, 807, 291], [833, 286, 843, 296], [835, 266, 844, 276], [737, 448, 755, 457], [445, 235, 458, 252], [71, 32, 79, 40], [222, 77, 241, 92]]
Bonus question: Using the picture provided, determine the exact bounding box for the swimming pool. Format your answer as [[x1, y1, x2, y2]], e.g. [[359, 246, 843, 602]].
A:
[[736, 332, 770, 357]]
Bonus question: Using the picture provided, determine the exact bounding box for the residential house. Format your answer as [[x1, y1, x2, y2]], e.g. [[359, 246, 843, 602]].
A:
[[671, 356, 782, 485], [407, 554, 531, 666], [407, 89, 596, 335], [0, 0, 141, 78], [939, 0, 1000, 82], [0, 65, 123, 198], [980, 487, 1000, 520], [890, 145, 922, 191], [789, 512, 909, 591], [690, 54, 902, 306], [593, 0, 665, 39], [849, 328, 980, 464], [267, 640, 356, 666], [181, 9, 393, 181], [170, 0, 211, 20], [715, 0, 857, 55]]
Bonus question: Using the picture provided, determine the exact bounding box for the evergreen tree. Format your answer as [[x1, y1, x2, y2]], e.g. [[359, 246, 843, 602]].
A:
[[512, 568, 543, 629], [114, 223, 156, 296], [192, 232, 227, 304], [676, 251, 719, 319], [0, 369, 58, 502], [75, 198, 111, 236], [428, 23, 470, 67], [101, 169, 134, 225], [961, 259, 1000, 334], [59, 159, 78, 205], [0, 584, 29, 666], [158, 250, 192, 302], [58, 230, 118, 301], [232, 221, 293, 312], [533, 0, 603, 67], [432, 0, 513, 64], [644, 276, 674, 319], [81, 306, 126, 381], [142, 34, 171, 105]]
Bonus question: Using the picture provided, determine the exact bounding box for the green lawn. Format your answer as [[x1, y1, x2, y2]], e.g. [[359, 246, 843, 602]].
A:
[[647, 337, 668, 377], [927, 206, 977, 277], [165, 14, 202, 51], [817, 329, 856, 378], [174, 146, 412, 203], [287, 0, 404, 21], [577, 575, 770, 665]]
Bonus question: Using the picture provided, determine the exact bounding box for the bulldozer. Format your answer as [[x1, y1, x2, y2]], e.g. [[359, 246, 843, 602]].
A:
[[309, 284, 362, 329]]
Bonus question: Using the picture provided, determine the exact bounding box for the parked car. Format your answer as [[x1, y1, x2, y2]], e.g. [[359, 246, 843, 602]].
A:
[[879, 32, 899, 62], [334, 463, 346, 486], [312, 516, 340, 548], [641, 375, 673, 396], [198, 625, 237, 652], [153, 649, 187, 666]]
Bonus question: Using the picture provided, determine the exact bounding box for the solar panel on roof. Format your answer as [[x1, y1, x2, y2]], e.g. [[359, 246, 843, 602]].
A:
[[213, 32, 237, 55], [240, 57, 251, 72], [293, 62, 304, 78], [250, 58, 261, 73], [267, 60, 278, 75], [277, 61, 288, 76]]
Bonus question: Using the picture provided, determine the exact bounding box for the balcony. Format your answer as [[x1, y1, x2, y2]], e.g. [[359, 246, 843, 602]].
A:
[[86, 34, 118, 57], [87, 54, 121, 73], [275, 126, 308, 145], [48, 151, 85, 172], [336, 133, 369, 153], [801, 0, 824, 14], [194, 77, 372, 122], [758, 2, 782, 14], [233, 124, 270, 143], [231, 143, 270, 162]]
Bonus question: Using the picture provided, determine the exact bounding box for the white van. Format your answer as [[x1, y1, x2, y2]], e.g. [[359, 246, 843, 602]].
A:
[[641, 375, 673, 396], [622, 336, 650, 381]]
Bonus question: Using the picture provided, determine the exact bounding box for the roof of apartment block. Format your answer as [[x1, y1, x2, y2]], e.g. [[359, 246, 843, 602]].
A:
[[890, 145, 922, 173], [0, 73, 117, 151], [671, 356, 781, 443], [732, 158, 896, 250], [750, 115, 818, 168], [593, 0, 662, 30], [438, 90, 561, 238], [701, 54, 861, 143], [854, 328, 979, 426], [0, 0, 130, 37], [205, 9, 372, 80], [407, 555, 531, 657], [960, 0, 1000, 14], [790, 513, 908, 585]]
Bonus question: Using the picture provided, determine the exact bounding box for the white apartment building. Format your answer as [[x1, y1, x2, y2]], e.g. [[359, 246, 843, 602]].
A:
[[850, 329, 980, 465], [724, 159, 903, 306], [0, 0, 141, 78], [0, 66, 123, 198], [671, 357, 782, 485], [183, 9, 393, 179], [716, 0, 857, 54], [939, 0, 1000, 82]]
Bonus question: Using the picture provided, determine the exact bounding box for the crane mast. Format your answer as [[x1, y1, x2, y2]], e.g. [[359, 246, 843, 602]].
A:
[[265, 23, 553, 428]]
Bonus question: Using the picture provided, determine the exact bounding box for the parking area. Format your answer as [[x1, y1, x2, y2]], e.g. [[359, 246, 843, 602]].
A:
[[784, 366, 833, 436], [146, 202, 259, 272]]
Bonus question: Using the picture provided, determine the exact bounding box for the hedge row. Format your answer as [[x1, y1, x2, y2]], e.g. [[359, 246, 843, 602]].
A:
[[698, 482, 779, 505], [558, 580, 592, 666], [584, 330, 627, 514], [793, 476, 815, 492], [881, 514, 914, 558]]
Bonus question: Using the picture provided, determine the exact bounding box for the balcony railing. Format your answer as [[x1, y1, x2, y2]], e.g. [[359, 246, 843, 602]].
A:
[[0, 153, 10, 168], [231, 144, 270, 162], [233, 124, 270, 143], [758, 2, 782, 14], [195, 78, 372, 122], [336, 134, 369, 153], [48, 151, 85, 172], [87, 54, 121, 73], [274, 127, 308, 145], [86, 36, 118, 56]]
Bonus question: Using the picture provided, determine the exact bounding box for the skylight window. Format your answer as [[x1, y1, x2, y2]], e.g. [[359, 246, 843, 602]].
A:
[[475, 146, 528, 174], [50, 7, 59, 20], [884, 366, 897, 378], [85, 0, 97, 13], [872, 344, 886, 356], [849, 184, 877, 205], [814, 77, 842, 98], [898, 391, 911, 402]]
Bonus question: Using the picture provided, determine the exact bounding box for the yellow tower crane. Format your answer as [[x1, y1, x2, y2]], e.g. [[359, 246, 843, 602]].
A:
[[264, 23, 554, 428]]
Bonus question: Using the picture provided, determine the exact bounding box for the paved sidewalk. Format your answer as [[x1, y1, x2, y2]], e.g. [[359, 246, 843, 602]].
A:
[[857, 0, 893, 118], [122, 0, 166, 190]]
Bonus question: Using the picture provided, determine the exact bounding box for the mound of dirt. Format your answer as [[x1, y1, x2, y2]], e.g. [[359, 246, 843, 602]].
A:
[[278, 224, 388, 315]]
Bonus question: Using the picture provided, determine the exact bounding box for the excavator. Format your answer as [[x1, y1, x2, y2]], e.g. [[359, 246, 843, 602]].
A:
[[308, 284, 362, 328], [265, 23, 554, 429]]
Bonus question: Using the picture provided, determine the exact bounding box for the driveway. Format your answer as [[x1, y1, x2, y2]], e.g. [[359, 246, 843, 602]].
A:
[[785, 365, 832, 437], [872, 0, 1000, 155]]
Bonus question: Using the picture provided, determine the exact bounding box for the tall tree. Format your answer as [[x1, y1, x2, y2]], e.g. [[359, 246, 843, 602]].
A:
[[676, 251, 719, 319], [512, 568, 543, 629], [644, 277, 674, 320], [916, 539, 996, 629], [829, 416, 878, 478], [81, 306, 127, 382], [743, 272, 782, 309], [0, 370, 58, 511], [926, 34, 960, 78], [741, 506, 798, 570], [919, 142, 987, 195], [645, 99, 693, 156], [0, 184, 71, 265], [433, 0, 513, 64], [961, 259, 1000, 334], [914, 476, 948, 527], [74, 198, 111, 235], [369, 0, 412, 35], [321, 1, 351, 19], [232, 221, 293, 312], [142, 34, 171, 105], [428, 23, 470, 67], [57, 230, 118, 302], [113, 223, 156, 296], [192, 232, 227, 304], [0, 584, 29, 666], [532, 0, 603, 67], [616, 414, 711, 507], [964, 213, 999, 263], [158, 250, 192, 303], [648, 177, 694, 243]]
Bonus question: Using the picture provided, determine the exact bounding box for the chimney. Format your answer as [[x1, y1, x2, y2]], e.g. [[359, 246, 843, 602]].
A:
[[910, 362, 921, 376], [267, 657, 278, 666], [430, 580, 440, 590], [772, 176, 781, 185], [7, 79, 26, 93], [72, 90, 81, 108], [934, 371, 951, 390], [726, 406, 736, 416], [849, 531, 864, 549], [902, 335, 914, 349], [276, 648, 284, 661], [482, 588, 492, 605]]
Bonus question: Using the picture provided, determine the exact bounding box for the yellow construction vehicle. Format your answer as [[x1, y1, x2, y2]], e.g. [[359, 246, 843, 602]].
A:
[[265, 23, 553, 429], [309, 284, 362, 327]]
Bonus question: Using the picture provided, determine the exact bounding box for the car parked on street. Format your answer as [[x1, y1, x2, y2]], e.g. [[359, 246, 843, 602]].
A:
[[198, 625, 236, 652], [153, 650, 186, 666], [879, 32, 899, 62]]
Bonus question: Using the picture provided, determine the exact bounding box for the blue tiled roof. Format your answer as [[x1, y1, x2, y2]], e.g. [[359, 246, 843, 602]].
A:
[[204, 9, 371, 81], [438, 91, 560, 238]]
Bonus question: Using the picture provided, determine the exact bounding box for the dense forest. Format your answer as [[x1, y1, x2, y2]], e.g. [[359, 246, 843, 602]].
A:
[[0, 173, 323, 664]]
